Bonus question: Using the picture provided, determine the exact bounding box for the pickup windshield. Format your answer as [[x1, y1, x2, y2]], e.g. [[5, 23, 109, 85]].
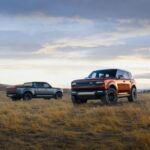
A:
[[88, 69, 117, 79]]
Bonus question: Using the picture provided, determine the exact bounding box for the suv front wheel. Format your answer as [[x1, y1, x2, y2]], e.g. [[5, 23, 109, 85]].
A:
[[72, 96, 87, 105], [101, 88, 118, 105]]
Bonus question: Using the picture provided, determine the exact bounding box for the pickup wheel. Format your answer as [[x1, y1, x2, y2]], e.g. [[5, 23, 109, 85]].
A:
[[101, 88, 118, 105], [128, 87, 137, 102], [23, 92, 32, 101], [72, 96, 87, 105], [55, 92, 63, 100]]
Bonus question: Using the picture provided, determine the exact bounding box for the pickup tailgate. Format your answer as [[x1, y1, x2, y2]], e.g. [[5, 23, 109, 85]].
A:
[[6, 86, 17, 94]]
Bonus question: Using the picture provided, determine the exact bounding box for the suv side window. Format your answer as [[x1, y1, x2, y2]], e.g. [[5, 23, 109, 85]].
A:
[[116, 70, 124, 78], [128, 72, 133, 79], [123, 72, 130, 79], [116, 70, 130, 79]]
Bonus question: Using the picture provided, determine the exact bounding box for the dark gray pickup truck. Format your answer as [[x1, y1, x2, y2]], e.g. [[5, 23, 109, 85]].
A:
[[6, 82, 63, 101]]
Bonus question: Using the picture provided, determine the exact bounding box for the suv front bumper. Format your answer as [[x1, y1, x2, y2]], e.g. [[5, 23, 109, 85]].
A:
[[71, 90, 106, 99]]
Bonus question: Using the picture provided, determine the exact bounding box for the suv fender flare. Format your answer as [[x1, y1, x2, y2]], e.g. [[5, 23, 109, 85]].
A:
[[106, 81, 118, 91], [108, 84, 118, 92]]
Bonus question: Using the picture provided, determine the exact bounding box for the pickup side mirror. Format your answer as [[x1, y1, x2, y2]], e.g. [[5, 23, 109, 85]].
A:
[[118, 75, 124, 79]]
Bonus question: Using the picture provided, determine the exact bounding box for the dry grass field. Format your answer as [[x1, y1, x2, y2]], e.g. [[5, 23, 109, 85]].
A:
[[0, 92, 150, 150]]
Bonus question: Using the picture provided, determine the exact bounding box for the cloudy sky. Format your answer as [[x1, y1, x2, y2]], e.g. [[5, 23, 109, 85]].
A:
[[0, 0, 150, 89]]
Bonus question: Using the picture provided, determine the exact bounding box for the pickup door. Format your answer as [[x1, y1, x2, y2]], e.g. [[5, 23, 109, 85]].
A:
[[34, 82, 54, 97]]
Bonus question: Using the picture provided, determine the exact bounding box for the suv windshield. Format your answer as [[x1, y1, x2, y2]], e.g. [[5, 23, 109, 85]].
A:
[[88, 69, 117, 79]]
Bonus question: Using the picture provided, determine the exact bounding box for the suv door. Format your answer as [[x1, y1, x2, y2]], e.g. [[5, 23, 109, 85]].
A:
[[122, 72, 131, 93], [116, 70, 131, 94]]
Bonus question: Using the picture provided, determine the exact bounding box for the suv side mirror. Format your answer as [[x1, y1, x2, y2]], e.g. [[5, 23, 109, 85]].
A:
[[118, 75, 124, 79]]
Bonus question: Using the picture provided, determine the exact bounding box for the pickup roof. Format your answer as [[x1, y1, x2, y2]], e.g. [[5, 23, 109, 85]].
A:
[[6, 82, 63, 101], [71, 69, 137, 105]]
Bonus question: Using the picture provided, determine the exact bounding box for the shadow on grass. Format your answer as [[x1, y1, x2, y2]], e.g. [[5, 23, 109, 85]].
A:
[[73, 98, 141, 108]]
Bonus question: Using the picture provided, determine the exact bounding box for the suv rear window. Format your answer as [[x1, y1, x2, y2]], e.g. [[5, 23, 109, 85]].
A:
[[116, 70, 132, 79], [88, 69, 117, 79]]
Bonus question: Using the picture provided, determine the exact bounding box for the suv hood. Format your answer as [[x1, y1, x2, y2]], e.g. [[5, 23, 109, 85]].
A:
[[72, 78, 105, 83], [71, 78, 105, 87]]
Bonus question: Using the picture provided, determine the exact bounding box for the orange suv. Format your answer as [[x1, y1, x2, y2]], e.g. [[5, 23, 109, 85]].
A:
[[71, 69, 137, 105]]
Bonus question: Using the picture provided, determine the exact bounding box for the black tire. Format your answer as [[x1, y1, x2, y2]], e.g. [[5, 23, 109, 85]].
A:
[[128, 87, 137, 102], [55, 92, 63, 100], [101, 88, 118, 105], [23, 92, 32, 101], [72, 96, 87, 105]]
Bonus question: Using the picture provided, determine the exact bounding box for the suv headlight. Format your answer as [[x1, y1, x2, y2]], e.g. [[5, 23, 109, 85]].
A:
[[96, 81, 104, 85], [72, 82, 77, 86]]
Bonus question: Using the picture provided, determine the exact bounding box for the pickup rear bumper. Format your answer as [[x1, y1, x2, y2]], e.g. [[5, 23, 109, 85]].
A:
[[7, 93, 21, 98], [71, 90, 106, 99]]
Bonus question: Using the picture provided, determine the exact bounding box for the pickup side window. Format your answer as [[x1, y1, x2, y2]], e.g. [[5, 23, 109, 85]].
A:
[[43, 83, 51, 88], [24, 82, 33, 87], [35, 83, 51, 88]]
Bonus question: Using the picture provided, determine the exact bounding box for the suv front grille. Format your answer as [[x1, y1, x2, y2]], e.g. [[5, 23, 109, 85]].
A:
[[76, 81, 97, 87]]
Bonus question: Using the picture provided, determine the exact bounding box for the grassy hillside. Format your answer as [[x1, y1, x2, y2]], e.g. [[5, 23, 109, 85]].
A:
[[0, 92, 150, 150]]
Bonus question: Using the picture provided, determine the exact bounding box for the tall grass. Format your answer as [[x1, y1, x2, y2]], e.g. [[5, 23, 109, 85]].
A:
[[0, 92, 150, 150]]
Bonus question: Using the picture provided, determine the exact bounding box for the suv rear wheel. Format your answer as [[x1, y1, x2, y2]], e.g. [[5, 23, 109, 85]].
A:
[[72, 96, 87, 105], [128, 87, 137, 102], [101, 88, 118, 105], [23, 92, 32, 101]]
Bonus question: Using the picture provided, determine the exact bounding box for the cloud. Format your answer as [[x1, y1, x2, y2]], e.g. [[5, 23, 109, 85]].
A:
[[33, 20, 150, 60], [0, 14, 150, 61], [35, 36, 125, 54], [135, 47, 150, 53], [0, 0, 150, 20]]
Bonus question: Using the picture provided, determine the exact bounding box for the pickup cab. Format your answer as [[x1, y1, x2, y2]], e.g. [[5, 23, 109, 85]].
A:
[[71, 69, 137, 105], [6, 82, 63, 101]]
